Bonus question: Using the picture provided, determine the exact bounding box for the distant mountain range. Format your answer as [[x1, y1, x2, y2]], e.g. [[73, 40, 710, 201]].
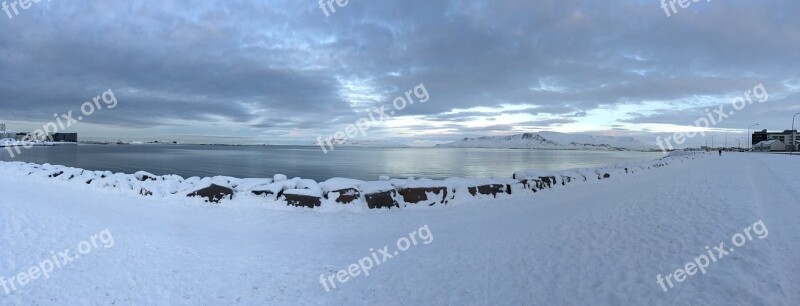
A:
[[435, 132, 658, 151], [315, 139, 410, 148]]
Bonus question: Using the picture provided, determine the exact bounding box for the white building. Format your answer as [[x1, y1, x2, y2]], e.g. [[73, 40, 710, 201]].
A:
[[752, 129, 799, 151], [753, 139, 787, 152], [0, 122, 16, 139]]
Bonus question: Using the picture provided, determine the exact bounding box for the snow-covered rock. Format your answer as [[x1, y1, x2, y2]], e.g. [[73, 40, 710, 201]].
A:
[[0, 152, 709, 210]]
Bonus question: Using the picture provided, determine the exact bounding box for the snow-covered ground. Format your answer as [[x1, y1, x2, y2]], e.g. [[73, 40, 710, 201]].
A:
[[1, 153, 798, 305], [0, 139, 75, 147]]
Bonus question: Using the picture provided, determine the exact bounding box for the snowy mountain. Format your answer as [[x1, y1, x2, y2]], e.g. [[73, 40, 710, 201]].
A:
[[436, 132, 658, 151]]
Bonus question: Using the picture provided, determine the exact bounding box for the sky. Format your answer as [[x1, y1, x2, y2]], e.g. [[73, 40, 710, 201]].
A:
[[0, 0, 798, 147]]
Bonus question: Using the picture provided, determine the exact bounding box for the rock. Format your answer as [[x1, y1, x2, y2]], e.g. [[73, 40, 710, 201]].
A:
[[399, 187, 448, 206], [139, 188, 153, 196], [467, 184, 508, 198], [319, 178, 364, 204], [250, 181, 288, 200], [519, 179, 549, 192], [538, 176, 557, 188], [364, 190, 399, 209], [283, 189, 322, 208], [187, 184, 234, 203], [135, 171, 157, 181], [284, 193, 321, 208], [358, 181, 399, 209], [330, 188, 360, 204], [252, 190, 276, 197]]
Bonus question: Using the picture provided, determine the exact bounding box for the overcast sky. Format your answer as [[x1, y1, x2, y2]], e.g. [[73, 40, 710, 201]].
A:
[[1, 0, 798, 147]]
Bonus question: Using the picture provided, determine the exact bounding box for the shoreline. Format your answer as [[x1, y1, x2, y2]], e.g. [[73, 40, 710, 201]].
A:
[[0, 151, 706, 210], [0, 142, 77, 148], [1, 146, 666, 182]]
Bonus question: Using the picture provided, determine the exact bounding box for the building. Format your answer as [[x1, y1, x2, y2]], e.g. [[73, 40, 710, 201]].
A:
[[0, 123, 78, 142], [51, 133, 78, 142], [752, 129, 798, 151], [753, 139, 787, 152], [0, 122, 14, 139]]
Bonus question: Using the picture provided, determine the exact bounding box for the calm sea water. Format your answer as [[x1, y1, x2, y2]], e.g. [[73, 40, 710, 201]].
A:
[[1, 145, 664, 181]]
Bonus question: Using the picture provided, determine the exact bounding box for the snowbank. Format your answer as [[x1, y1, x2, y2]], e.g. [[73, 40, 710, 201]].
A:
[[0, 152, 710, 211], [2, 152, 795, 304], [665, 149, 706, 157], [0, 138, 75, 147]]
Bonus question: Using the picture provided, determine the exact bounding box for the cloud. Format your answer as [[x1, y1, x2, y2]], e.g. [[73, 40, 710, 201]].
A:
[[0, 0, 798, 143], [520, 119, 578, 127]]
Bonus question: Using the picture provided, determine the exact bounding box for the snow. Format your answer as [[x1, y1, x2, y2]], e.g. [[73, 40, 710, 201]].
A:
[[437, 131, 658, 151], [133, 171, 156, 181], [390, 178, 448, 189], [666, 150, 703, 157], [318, 178, 365, 192], [283, 188, 323, 197], [1, 138, 78, 148], [356, 181, 395, 194], [0, 151, 704, 208], [1, 152, 799, 304], [233, 178, 273, 193], [0, 139, 57, 147], [295, 179, 320, 191]]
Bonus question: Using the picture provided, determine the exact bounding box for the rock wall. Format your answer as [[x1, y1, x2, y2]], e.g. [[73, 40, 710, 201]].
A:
[[0, 151, 708, 209]]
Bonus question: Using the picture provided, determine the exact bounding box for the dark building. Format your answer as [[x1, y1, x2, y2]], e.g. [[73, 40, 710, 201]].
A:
[[752, 130, 769, 146], [752, 129, 798, 150], [52, 133, 78, 142]]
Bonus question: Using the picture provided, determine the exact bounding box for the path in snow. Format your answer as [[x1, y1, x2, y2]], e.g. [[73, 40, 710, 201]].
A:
[[0, 153, 798, 305]]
